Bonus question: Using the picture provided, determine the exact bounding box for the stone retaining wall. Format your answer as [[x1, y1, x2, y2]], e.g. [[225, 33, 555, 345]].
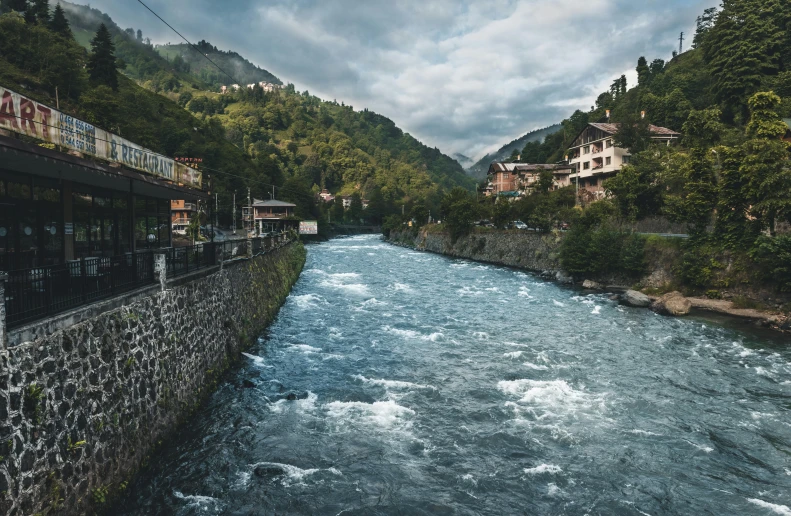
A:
[[390, 228, 564, 272], [0, 242, 307, 515]]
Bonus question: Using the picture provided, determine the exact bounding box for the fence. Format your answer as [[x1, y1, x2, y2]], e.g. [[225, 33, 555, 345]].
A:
[[4, 252, 155, 329], [2, 234, 293, 333]]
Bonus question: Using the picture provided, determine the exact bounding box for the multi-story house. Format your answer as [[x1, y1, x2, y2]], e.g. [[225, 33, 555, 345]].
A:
[[567, 122, 680, 197], [242, 199, 298, 235], [486, 163, 574, 197]]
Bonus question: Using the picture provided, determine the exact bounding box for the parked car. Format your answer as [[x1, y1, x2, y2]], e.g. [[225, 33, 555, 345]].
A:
[[172, 223, 188, 236], [512, 221, 528, 230]]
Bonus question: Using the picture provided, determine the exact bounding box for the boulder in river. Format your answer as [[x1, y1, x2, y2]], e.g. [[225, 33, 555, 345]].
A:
[[555, 270, 573, 284], [254, 464, 286, 478], [650, 291, 692, 316], [582, 280, 603, 290], [621, 290, 652, 308], [241, 379, 256, 389]]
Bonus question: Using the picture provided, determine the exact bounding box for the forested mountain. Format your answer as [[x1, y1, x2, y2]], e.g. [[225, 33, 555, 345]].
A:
[[0, 1, 473, 228], [467, 124, 561, 178], [157, 42, 281, 89]]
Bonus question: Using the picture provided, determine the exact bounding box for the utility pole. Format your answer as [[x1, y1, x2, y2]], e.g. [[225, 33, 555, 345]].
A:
[[679, 32, 684, 55], [247, 187, 252, 236], [232, 192, 236, 235], [215, 193, 219, 229]]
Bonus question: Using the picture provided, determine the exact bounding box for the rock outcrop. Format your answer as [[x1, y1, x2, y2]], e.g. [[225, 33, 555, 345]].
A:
[[621, 290, 652, 308], [582, 280, 603, 290], [650, 291, 692, 316]]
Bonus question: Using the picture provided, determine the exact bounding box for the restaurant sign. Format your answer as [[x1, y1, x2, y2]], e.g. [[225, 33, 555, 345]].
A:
[[0, 86, 202, 189], [299, 220, 318, 235]]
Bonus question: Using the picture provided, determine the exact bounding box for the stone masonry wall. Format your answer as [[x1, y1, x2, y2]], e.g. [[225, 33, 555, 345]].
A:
[[391, 228, 564, 273], [0, 242, 307, 515]]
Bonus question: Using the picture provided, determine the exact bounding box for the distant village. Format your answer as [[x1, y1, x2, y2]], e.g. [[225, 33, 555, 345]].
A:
[[484, 113, 681, 202], [220, 81, 282, 95]]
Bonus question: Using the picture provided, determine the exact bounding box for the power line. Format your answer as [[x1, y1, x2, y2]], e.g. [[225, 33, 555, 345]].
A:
[[134, 0, 242, 87]]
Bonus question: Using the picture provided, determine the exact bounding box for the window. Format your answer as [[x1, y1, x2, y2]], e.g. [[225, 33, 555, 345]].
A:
[[606, 139, 613, 148], [605, 157, 612, 166], [583, 162, 590, 170], [503, 173, 509, 179], [623, 155, 632, 164], [583, 145, 590, 154]]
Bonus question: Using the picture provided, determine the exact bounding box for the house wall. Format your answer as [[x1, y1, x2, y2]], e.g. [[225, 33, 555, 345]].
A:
[[0, 242, 306, 515]]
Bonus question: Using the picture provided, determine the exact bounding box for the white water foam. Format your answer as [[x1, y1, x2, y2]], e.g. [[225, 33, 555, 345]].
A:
[[319, 272, 370, 296], [382, 326, 443, 342], [523, 362, 550, 371], [291, 294, 328, 309], [524, 464, 562, 475], [498, 379, 603, 426], [288, 344, 322, 354], [325, 400, 415, 430], [553, 300, 566, 307], [628, 429, 663, 437], [247, 462, 341, 486], [747, 499, 791, 516], [173, 491, 222, 508], [353, 375, 436, 390], [683, 439, 714, 453], [504, 351, 524, 359], [591, 305, 602, 315], [392, 283, 414, 292], [269, 391, 318, 414], [241, 353, 269, 368]]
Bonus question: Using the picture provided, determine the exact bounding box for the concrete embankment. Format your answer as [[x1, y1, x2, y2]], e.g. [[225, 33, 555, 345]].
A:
[[0, 242, 307, 515]]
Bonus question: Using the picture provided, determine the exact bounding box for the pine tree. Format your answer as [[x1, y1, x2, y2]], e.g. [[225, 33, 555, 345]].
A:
[[701, 0, 785, 121], [49, 2, 70, 36], [636, 56, 650, 86], [32, 0, 49, 24], [87, 24, 118, 90], [23, 2, 36, 23]]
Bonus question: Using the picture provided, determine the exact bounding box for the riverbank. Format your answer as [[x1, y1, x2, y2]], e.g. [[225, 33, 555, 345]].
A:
[[387, 228, 790, 333], [1, 242, 307, 516]]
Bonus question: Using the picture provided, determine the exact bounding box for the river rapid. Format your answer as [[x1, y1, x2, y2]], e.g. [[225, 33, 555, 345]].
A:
[[116, 235, 791, 515]]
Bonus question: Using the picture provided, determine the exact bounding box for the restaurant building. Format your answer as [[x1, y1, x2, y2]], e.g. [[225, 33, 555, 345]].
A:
[[0, 85, 206, 271]]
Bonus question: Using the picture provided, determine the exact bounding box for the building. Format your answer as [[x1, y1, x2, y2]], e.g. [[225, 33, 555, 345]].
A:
[[171, 200, 198, 227], [318, 189, 335, 203], [486, 163, 574, 197], [242, 199, 298, 235], [567, 122, 680, 198], [0, 85, 205, 271]]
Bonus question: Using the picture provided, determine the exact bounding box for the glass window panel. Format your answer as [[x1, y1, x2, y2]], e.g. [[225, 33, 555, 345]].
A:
[[8, 182, 31, 200], [118, 211, 131, 254], [158, 216, 169, 246], [147, 216, 159, 247], [94, 195, 110, 208], [73, 191, 93, 208], [135, 216, 148, 250], [90, 217, 102, 256], [74, 210, 90, 258], [114, 194, 128, 210], [34, 186, 60, 203], [102, 217, 114, 256], [135, 196, 146, 213], [18, 207, 37, 268], [0, 180, 5, 197], [158, 199, 170, 214]]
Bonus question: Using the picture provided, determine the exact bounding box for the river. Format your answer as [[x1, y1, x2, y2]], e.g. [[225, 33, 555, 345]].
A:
[[116, 235, 791, 515]]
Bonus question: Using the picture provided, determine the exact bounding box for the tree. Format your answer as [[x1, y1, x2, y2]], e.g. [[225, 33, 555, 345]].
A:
[[441, 187, 477, 242], [636, 56, 650, 86], [49, 2, 70, 36], [535, 169, 554, 194], [23, 2, 35, 23], [136, 29, 142, 42], [693, 7, 718, 48], [492, 200, 512, 229], [742, 91, 791, 235], [349, 192, 363, 222], [701, 0, 785, 121], [88, 24, 119, 90], [604, 149, 666, 221], [32, 0, 48, 24], [613, 113, 652, 154], [331, 195, 344, 223], [2, 0, 29, 12]]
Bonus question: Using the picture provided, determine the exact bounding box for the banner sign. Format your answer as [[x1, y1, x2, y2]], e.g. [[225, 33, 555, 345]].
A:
[[299, 221, 318, 235], [0, 86, 202, 189]]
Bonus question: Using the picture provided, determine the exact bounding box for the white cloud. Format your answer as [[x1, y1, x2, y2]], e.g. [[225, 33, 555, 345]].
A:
[[84, 0, 711, 160]]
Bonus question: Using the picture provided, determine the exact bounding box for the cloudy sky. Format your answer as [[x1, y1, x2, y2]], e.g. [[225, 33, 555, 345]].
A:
[[83, 0, 712, 160]]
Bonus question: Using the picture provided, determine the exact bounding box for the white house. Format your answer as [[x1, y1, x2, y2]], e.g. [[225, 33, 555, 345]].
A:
[[567, 122, 680, 198]]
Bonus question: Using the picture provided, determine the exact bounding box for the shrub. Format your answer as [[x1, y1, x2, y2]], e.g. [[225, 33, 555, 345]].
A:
[[750, 235, 791, 291]]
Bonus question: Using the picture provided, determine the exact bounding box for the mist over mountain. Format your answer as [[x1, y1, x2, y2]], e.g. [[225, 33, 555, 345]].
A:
[[157, 42, 281, 90]]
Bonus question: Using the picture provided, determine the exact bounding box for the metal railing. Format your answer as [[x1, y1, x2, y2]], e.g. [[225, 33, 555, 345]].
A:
[[2, 234, 294, 333], [4, 252, 156, 329], [165, 243, 217, 278]]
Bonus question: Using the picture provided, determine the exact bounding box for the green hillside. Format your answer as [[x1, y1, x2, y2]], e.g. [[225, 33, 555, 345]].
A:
[[157, 42, 281, 90], [0, 2, 474, 229]]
